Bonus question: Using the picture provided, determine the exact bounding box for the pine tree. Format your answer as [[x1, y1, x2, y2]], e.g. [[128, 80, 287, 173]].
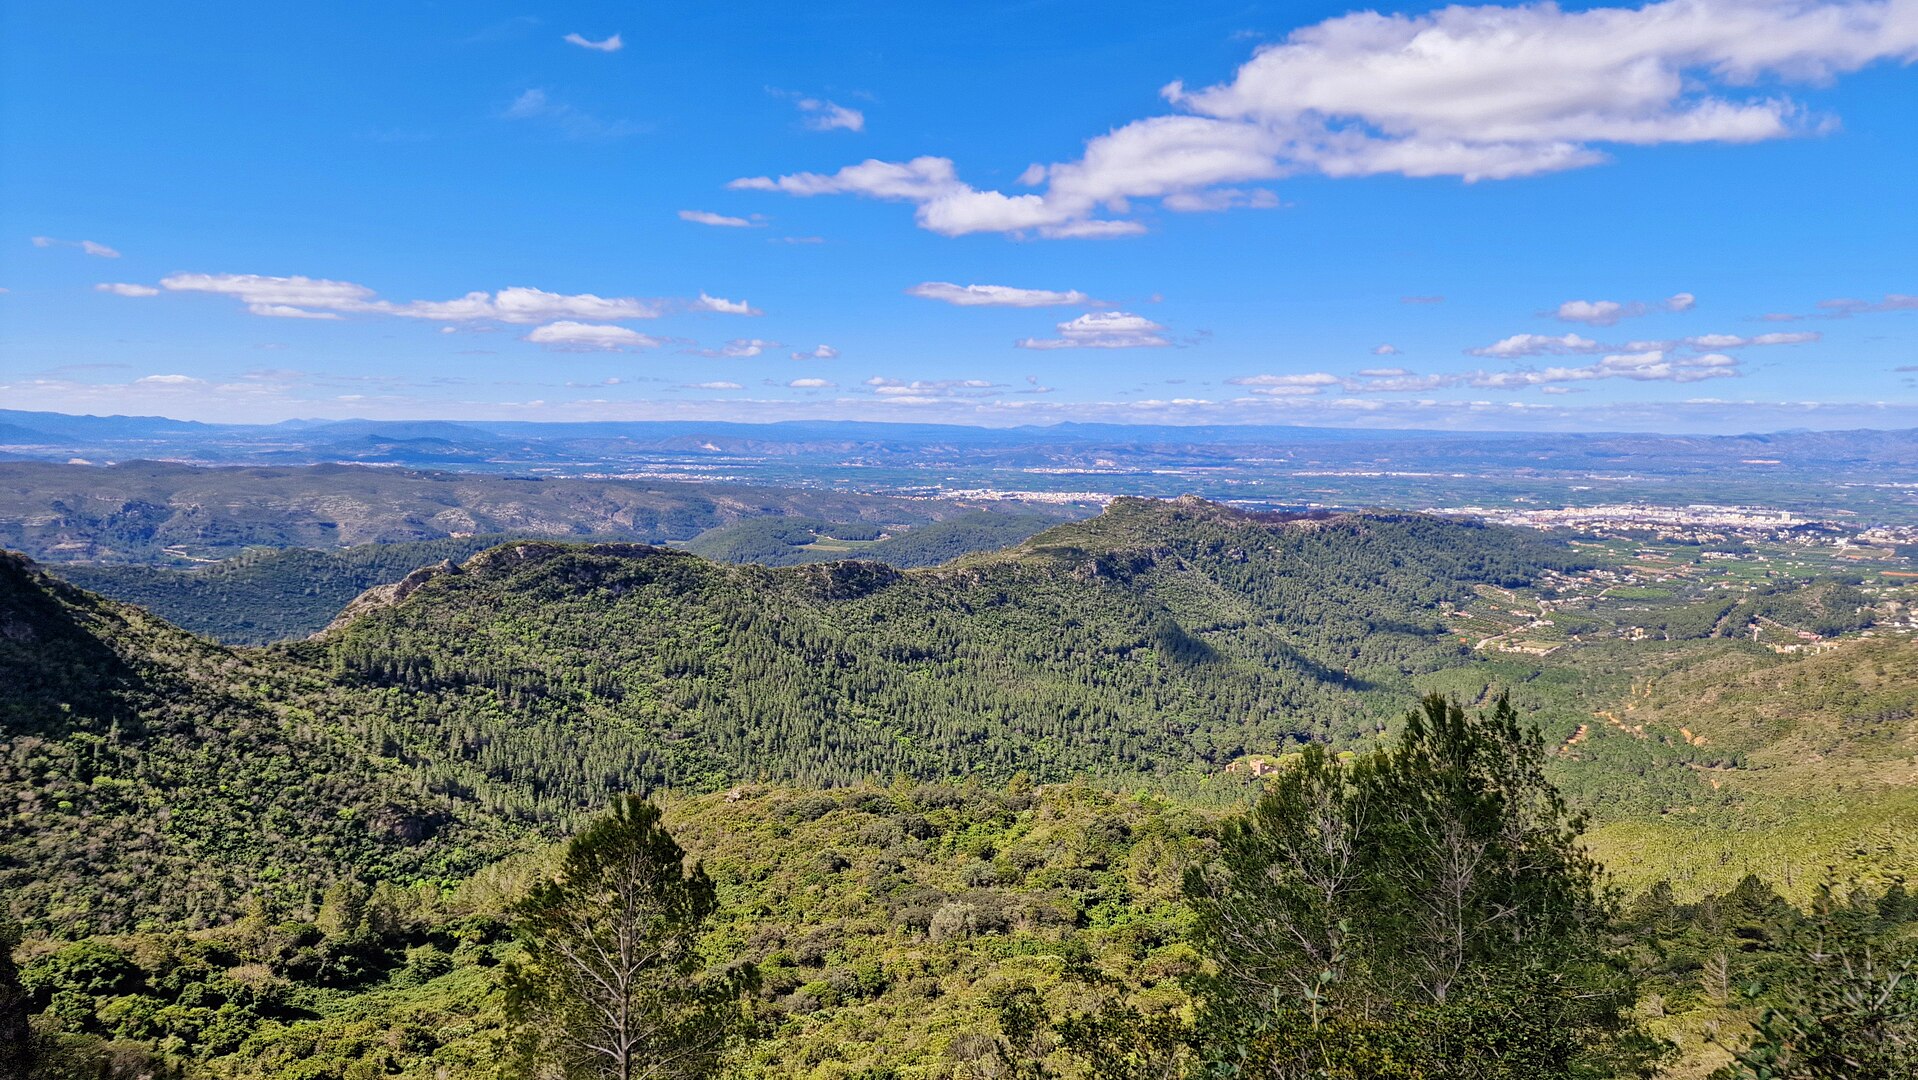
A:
[[506, 796, 754, 1080]]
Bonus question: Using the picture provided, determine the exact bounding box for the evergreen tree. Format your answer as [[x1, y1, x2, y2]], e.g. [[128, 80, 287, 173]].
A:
[[1184, 693, 1665, 1079], [506, 796, 754, 1080]]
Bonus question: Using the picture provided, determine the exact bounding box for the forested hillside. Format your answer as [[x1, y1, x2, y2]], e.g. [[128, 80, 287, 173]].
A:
[[0, 552, 496, 933], [5, 496, 1917, 1077], [3, 499, 1581, 930], [45, 511, 1080, 645]]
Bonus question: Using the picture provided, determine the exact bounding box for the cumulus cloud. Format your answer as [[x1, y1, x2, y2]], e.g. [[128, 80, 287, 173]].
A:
[[524, 322, 662, 350], [865, 378, 999, 398], [1016, 311, 1171, 349], [96, 283, 159, 297], [731, 2, 1918, 237], [134, 373, 205, 386], [1554, 291, 1698, 325], [798, 98, 865, 132], [693, 292, 762, 316], [1468, 332, 1604, 358], [33, 236, 122, 258], [562, 32, 622, 52], [1471, 350, 1739, 387], [907, 282, 1092, 307], [679, 210, 758, 227], [789, 377, 835, 388], [791, 344, 839, 360]]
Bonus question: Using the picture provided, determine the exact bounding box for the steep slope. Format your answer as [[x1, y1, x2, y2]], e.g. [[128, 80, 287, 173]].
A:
[[307, 500, 1588, 820], [0, 552, 500, 932]]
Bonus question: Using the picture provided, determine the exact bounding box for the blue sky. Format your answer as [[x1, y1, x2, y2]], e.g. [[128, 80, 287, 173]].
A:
[[2, 0, 1914, 432]]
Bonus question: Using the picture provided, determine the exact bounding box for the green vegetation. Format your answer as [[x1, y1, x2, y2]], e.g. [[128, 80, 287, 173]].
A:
[[1181, 695, 1663, 1079], [685, 511, 1065, 569], [49, 535, 566, 644], [506, 796, 755, 1080], [4, 495, 1915, 1077]]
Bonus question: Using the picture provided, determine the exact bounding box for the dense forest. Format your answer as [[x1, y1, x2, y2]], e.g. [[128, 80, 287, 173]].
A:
[[45, 511, 1075, 645], [3, 496, 1914, 1077]]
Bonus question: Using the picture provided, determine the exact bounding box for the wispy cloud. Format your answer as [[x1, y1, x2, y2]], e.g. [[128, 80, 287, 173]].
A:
[[1819, 293, 1918, 317], [503, 88, 641, 139], [678, 210, 760, 228], [907, 282, 1092, 308], [693, 292, 762, 316], [95, 283, 159, 297], [791, 344, 839, 360], [797, 98, 865, 132], [562, 32, 622, 53], [33, 236, 120, 258], [689, 338, 778, 358]]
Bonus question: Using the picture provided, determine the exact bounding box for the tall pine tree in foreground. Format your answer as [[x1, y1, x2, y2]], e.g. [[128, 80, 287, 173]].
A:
[[1183, 693, 1667, 1079], [506, 796, 755, 1080]]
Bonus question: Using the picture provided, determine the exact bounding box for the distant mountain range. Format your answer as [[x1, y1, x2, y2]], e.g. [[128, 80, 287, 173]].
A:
[[7, 408, 1918, 521]]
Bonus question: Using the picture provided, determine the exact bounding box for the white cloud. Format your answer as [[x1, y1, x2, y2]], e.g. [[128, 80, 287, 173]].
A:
[[791, 344, 839, 360], [1016, 311, 1171, 349], [524, 322, 662, 350], [1819, 293, 1918, 316], [134, 373, 205, 386], [502, 88, 638, 139], [1471, 349, 1739, 387], [692, 338, 778, 358], [907, 282, 1092, 307], [394, 286, 661, 323], [731, 156, 960, 200], [33, 236, 122, 258], [159, 273, 379, 316], [678, 210, 757, 227], [732, 1, 1918, 236], [866, 378, 999, 398], [1468, 332, 1604, 358], [1372, 344, 1400, 356], [693, 292, 761, 316], [249, 304, 343, 320], [797, 98, 865, 132], [95, 282, 159, 297], [563, 32, 623, 52], [691, 381, 744, 390], [1554, 299, 1638, 326], [1227, 372, 1342, 396], [1554, 291, 1699, 325], [789, 377, 835, 388], [1161, 187, 1281, 212]]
